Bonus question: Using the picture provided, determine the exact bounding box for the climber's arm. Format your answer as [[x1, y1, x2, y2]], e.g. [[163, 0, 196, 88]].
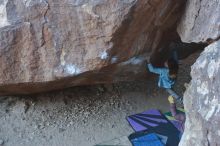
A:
[[147, 64, 165, 75]]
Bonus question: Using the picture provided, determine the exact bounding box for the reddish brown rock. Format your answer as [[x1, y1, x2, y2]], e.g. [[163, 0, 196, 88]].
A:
[[0, 0, 185, 95]]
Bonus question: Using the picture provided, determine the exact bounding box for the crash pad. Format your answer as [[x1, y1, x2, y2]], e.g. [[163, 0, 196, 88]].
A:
[[164, 108, 185, 133], [130, 133, 164, 146], [127, 109, 180, 146]]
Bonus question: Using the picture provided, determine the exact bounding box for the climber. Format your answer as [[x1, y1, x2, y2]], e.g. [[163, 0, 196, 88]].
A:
[[168, 95, 185, 132], [147, 57, 183, 104]]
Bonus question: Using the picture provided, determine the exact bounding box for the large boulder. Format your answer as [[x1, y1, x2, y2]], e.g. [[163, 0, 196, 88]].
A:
[[178, 0, 220, 145], [0, 0, 185, 95], [179, 40, 220, 146]]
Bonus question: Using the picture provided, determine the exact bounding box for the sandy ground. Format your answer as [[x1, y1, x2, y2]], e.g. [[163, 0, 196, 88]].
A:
[[0, 52, 199, 146]]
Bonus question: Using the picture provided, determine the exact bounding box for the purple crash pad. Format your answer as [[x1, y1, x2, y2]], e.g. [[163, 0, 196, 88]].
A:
[[127, 109, 168, 132], [127, 109, 181, 146]]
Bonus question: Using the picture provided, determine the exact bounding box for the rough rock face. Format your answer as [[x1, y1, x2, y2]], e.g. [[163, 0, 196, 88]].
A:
[[180, 40, 220, 146], [178, 0, 220, 145], [0, 0, 185, 95], [178, 0, 220, 42]]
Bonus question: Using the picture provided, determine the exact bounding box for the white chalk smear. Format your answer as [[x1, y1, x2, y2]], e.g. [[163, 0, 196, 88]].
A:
[[82, 4, 99, 18], [121, 56, 145, 65], [64, 64, 81, 75], [100, 51, 108, 60], [111, 56, 118, 63]]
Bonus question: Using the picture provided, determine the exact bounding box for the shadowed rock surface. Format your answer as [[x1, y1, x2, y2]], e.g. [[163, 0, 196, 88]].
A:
[[0, 0, 186, 95]]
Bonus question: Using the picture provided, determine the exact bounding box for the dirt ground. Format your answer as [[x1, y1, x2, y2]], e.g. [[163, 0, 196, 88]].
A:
[[0, 52, 200, 146]]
